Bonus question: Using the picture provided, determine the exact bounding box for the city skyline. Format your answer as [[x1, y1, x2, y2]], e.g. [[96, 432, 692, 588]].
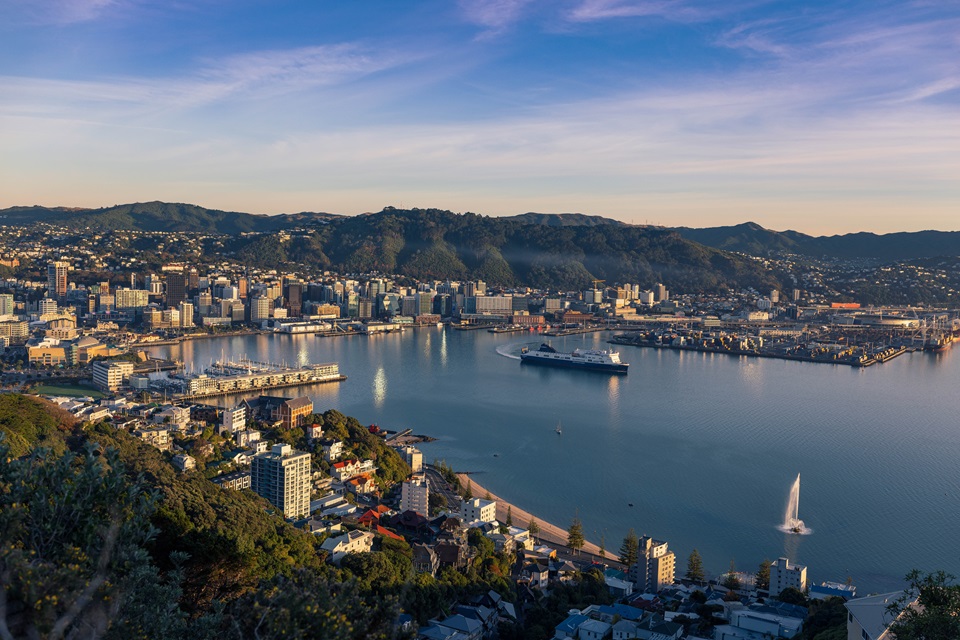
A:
[[2, 1, 959, 235]]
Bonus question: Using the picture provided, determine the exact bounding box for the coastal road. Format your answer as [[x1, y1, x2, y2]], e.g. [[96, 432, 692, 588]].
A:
[[424, 467, 461, 512]]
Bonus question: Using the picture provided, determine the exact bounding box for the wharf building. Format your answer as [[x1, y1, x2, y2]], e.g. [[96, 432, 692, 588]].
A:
[[769, 557, 807, 597], [628, 536, 676, 593], [182, 363, 340, 398], [251, 444, 311, 519]]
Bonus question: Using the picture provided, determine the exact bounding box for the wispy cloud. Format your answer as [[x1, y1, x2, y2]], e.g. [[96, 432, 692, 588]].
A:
[[459, 0, 537, 35], [6, 0, 122, 25], [0, 42, 417, 120], [566, 0, 732, 23]]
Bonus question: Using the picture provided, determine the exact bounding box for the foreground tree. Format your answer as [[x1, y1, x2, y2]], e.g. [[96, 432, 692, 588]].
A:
[[567, 517, 585, 555], [619, 529, 639, 567], [686, 549, 705, 583], [222, 569, 402, 640], [0, 438, 187, 639], [888, 570, 960, 640]]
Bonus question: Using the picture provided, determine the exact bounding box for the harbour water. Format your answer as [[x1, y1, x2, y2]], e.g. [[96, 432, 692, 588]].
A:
[[149, 328, 960, 593]]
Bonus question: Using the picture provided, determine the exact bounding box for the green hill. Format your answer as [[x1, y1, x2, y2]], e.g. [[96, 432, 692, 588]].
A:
[[232, 207, 779, 291], [0, 201, 339, 234]]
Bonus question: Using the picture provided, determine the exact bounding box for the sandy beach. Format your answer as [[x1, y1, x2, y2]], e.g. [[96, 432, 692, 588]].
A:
[[456, 472, 604, 557]]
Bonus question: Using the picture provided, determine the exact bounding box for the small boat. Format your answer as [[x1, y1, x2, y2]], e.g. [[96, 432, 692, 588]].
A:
[[555, 421, 562, 435], [628, 503, 634, 507]]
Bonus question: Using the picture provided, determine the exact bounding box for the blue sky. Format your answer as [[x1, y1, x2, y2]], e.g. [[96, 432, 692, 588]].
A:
[[1, 0, 958, 233]]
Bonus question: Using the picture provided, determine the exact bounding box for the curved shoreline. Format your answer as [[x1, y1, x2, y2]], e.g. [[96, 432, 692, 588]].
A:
[[455, 472, 603, 557]]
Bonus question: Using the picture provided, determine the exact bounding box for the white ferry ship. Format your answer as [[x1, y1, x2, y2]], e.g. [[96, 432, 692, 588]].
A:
[[519, 343, 628, 374]]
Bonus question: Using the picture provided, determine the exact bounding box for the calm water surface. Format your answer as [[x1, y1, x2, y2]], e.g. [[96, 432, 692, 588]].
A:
[[150, 328, 960, 593]]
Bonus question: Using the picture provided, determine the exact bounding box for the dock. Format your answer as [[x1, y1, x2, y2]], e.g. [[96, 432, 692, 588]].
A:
[[543, 326, 606, 337]]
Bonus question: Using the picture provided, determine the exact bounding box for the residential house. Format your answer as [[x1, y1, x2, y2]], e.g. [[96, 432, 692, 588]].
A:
[[578, 619, 611, 640], [172, 454, 196, 472], [520, 561, 549, 590], [320, 438, 344, 461], [320, 530, 374, 565], [211, 470, 251, 490], [134, 426, 172, 451], [412, 544, 439, 576]]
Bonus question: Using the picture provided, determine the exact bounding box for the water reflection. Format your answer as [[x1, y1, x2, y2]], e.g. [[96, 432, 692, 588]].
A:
[[440, 328, 448, 367], [297, 342, 309, 367], [373, 366, 387, 408]]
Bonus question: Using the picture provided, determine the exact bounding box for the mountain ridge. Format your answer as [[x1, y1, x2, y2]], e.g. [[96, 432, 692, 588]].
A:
[[3, 201, 959, 260]]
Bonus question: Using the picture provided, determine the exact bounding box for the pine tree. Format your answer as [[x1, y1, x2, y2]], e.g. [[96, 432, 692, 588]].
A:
[[756, 559, 771, 591], [686, 548, 705, 583], [528, 518, 540, 541], [506, 505, 513, 527], [723, 559, 741, 591], [567, 516, 585, 555], [464, 479, 473, 500], [484, 491, 492, 501], [598, 534, 606, 558], [619, 528, 639, 566]]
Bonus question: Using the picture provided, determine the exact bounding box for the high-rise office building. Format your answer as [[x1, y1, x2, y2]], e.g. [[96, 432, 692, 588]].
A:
[[47, 261, 68, 298], [250, 296, 271, 323], [284, 281, 303, 317], [166, 272, 187, 307], [251, 444, 311, 519]]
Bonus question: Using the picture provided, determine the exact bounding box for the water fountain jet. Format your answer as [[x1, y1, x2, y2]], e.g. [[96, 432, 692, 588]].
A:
[[778, 473, 812, 535]]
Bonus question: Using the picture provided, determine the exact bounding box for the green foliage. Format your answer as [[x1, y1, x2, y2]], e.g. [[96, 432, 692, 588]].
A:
[[521, 569, 614, 640], [567, 516, 585, 553], [686, 549, 705, 583], [219, 569, 403, 640], [0, 394, 75, 457], [887, 570, 960, 640], [468, 528, 495, 558], [429, 492, 448, 515], [722, 560, 741, 591], [527, 518, 540, 537], [778, 586, 808, 606], [756, 558, 771, 591], [801, 597, 848, 640], [432, 459, 461, 492], [619, 528, 639, 566], [0, 436, 186, 639], [87, 425, 324, 612]]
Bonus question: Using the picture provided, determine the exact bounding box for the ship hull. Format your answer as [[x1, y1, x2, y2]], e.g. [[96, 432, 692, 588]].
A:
[[520, 354, 628, 374]]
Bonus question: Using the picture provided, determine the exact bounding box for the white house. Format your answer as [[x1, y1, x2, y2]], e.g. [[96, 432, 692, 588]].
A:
[[320, 530, 374, 565], [460, 497, 496, 524]]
